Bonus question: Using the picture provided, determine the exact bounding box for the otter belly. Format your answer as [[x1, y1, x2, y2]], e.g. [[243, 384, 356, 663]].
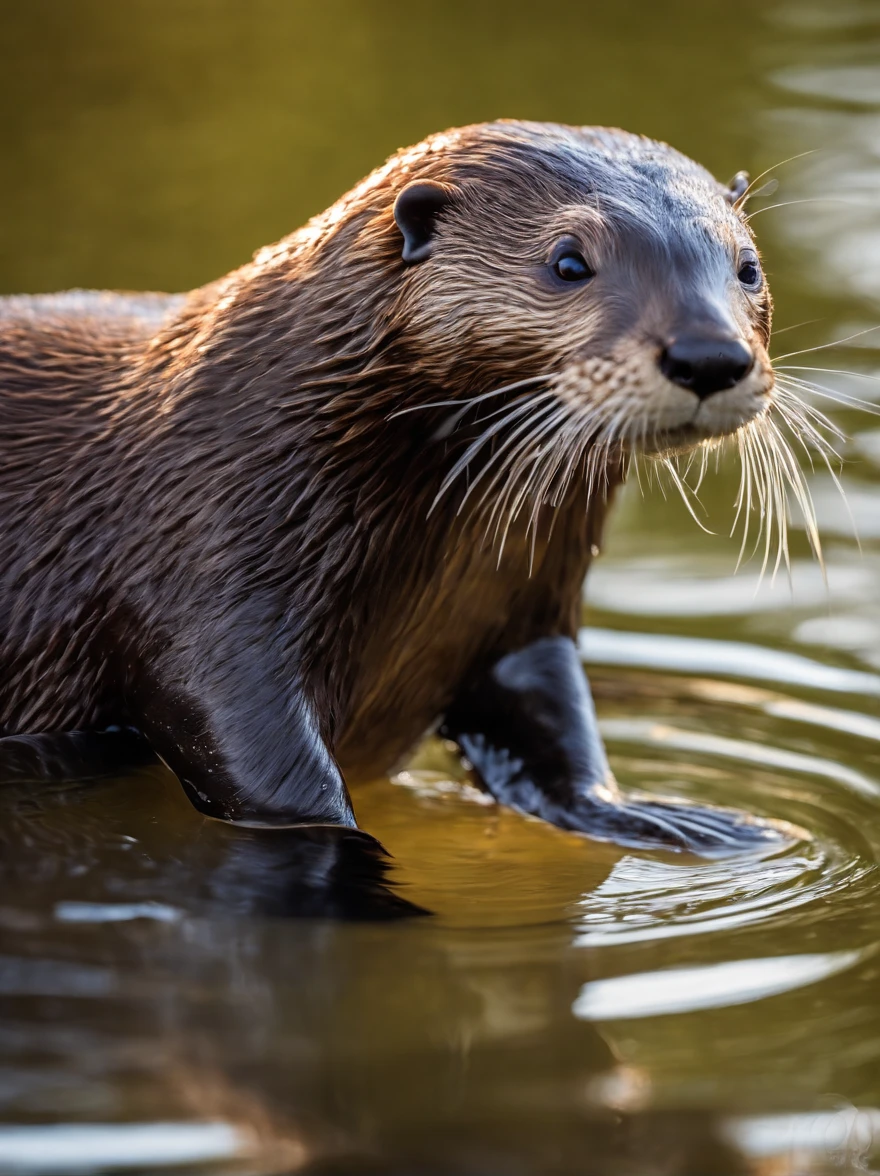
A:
[[335, 502, 598, 782]]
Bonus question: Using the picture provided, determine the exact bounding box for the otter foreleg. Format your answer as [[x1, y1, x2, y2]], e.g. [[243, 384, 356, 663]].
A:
[[135, 660, 357, 828], [442, 636, 796, 855], [131, 652, 426, 917]]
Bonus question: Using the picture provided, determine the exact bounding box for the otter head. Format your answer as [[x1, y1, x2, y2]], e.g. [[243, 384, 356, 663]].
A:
[[391, 123, 774, 460]]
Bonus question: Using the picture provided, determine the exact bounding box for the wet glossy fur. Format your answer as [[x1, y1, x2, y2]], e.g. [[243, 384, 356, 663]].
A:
[[0, 121, 785, 861], [0, 128, 620, 774]]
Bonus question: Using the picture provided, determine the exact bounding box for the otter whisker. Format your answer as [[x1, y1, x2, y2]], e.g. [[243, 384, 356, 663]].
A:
[[681, 447, 700, 482], [745, 196, 855, 221], [735, 420, 775, 581], [774, 378, 845, 426], [769, 419, 823, 575], [496, 402, 604, 563], [430, 392, 558, 514], [776, 372, 880, 417], [746, 425, 773, 571], [773, 385, 857, 551], [765, 418, 798, 581], [766, 427, 794, 582], [750, 423, 781, 583], [549, 407, 608, 508], [774, 384, 845, 458], [778, 364, 880, 387], [732, 149, 818, 209], [694, 443, 710, 493], [491, 389, 619, 536], [466, 397, 565, 520], [659, 456, 714, 534], [630, 451, 647, 498], [542, 410, 600, 516], [771, 318, 823, 338], [773, 324, 880, 363], [504, 407, 577, 528], [711, 358, 854, 587], [388, 373, 555, 423], [584, 433, 617, 503], [486, 403, 575, 557], [732, 427, 755, 572], [488, 394, 622, 568], [462, 406, 573, 557]]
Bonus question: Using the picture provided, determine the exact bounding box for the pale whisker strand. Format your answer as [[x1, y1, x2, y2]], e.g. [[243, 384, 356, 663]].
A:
[[771, 318, 823, 338], [388, 373, 556, 421], [766, 416, 824, 574], [481, 402, 570, 519], [732, 428, 754, 573], [745, 196, 855, 221], [734, 420, 772, 581], [660, 456, 714, 533], [776, 372, 880, 417], [522, 413, 582, 539], [773, 389, 843, 465], [430, 392, 557, 514], [752, 421, 782, 583], [774, 390, 857, 552], [420, 333, 847, 586], [486, 404, 573, 553], [733, 148, 818, 208], [777, 364, 880, 387], [773, 324, 880, 363]]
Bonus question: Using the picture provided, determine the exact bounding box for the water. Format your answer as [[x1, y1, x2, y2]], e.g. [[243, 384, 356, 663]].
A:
[[2, 0, 880, 1171]]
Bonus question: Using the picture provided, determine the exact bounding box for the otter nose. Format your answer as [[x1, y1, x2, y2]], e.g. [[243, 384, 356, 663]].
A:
[[660, 333, 754, 399]]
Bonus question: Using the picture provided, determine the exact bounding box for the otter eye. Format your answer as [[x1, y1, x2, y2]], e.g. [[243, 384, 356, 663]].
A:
[[738, 253, 762, 289], [554, 251, 594, 283]]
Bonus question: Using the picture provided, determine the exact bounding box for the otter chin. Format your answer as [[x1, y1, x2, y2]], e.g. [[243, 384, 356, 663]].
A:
[[0, 120, 813, 889]]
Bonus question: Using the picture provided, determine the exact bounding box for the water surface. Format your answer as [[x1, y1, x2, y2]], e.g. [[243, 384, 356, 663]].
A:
[[2, 1, 880, 1172]]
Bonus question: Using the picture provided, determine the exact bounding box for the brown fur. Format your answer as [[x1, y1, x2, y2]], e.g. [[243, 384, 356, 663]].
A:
[[0, 120, 767, 789]]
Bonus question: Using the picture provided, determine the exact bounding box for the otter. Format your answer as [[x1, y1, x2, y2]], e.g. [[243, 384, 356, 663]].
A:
[[0, 121, 803, 869]]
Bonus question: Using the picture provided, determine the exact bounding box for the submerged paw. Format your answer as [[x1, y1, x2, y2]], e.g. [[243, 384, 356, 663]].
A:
[[611, 794, 808, 857], [551, 790, 809, 858]]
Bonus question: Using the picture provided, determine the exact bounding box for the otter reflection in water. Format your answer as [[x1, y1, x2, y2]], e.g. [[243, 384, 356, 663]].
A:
[[0, 767, 776, 1174], [0, 122, 822, 914]]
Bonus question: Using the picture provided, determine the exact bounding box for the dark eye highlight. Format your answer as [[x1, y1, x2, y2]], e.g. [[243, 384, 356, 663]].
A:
[[737, 252, 762, 290], [553, 251, 595, 283]]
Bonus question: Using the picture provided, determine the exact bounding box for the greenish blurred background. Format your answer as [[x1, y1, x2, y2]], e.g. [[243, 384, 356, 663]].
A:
[[0, 0, 852, 303]]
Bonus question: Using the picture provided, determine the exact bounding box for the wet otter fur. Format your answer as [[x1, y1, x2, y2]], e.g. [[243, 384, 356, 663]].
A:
[[0, 121, 804, 871]]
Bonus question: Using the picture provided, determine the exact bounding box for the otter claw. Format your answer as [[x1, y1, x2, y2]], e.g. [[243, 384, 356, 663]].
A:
[[552, 793, 807, 858]]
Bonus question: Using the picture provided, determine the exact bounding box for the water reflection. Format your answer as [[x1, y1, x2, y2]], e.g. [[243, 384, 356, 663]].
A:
[[573, 949, 865, 1019], [574, 844, 872, 946], [581, 626, 880, 693], [0, 1122, 251, 1173]]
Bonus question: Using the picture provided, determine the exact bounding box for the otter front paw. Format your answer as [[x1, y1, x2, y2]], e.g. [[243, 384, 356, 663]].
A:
[[534, 788, 806, 857]]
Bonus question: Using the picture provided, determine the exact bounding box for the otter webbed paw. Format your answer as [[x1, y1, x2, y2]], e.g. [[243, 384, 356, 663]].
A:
[[442, 636, 804, 858], [532, 787, 805, 857]]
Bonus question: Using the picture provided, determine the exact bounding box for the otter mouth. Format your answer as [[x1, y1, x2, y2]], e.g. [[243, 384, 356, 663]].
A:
[[630, 393, 774, 456], [562, 383, 775, 461], [427, 357, 831, 585], [551, 350, 775, 455]]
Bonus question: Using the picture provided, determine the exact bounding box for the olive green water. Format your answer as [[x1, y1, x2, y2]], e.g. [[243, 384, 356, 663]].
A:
[[2, 1, 880, 1172]]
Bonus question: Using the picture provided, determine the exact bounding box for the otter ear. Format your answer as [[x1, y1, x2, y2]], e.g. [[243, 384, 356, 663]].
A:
[[725, 171, 751, 205], [393, 181, 456, 264]]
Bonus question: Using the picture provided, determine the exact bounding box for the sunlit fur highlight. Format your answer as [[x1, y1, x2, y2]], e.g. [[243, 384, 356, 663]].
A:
[[0, 120, 837, 778], [388, 124, 831, 581]]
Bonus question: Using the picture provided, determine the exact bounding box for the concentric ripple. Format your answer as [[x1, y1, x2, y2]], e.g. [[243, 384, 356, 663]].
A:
[[573, 840, 875, 947], [567, 625, 880, 949]]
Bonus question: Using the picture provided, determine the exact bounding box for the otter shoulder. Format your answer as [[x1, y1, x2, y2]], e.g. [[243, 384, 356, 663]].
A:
[[0, 289, 184, 335]]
